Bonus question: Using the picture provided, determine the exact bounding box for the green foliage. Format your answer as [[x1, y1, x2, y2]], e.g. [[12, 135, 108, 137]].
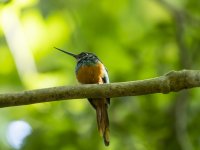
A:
[[0, 0, 200, 149]]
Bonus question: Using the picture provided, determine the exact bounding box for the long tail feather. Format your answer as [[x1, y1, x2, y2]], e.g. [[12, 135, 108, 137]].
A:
[[96, 102, 110, 146]]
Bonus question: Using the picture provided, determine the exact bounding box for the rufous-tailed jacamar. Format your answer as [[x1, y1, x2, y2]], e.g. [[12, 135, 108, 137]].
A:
[[55, 47, 110, 146]]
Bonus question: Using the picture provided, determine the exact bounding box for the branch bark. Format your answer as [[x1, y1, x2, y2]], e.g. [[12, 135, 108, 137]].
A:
[[0, 70, 200, 108]]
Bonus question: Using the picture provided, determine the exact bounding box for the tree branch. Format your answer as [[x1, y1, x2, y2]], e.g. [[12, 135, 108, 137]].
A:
[[0, 70, 200, 108]]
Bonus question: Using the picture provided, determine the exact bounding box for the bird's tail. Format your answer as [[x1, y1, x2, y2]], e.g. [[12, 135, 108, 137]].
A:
[[96, 101, 110, 146]]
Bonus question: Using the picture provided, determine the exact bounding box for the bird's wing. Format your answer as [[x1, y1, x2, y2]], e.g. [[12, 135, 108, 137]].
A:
[[102, 67, 110, 105]]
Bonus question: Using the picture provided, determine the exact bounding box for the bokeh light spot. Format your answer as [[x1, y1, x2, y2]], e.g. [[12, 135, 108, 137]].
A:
[[6, 120, 32, 149]]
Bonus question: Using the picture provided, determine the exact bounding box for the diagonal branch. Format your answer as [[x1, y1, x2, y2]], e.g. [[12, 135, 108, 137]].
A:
[[0, 70, 200, 108]]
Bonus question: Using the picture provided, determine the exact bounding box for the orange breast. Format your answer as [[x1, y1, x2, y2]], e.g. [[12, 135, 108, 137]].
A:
[[76, 62, 104, 84]]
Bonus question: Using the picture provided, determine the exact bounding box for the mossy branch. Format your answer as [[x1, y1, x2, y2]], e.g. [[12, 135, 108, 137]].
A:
[[0, 70, 200, 108]]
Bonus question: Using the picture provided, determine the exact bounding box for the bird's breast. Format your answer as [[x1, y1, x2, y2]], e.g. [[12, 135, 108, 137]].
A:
[[76, 62, 105, 84]]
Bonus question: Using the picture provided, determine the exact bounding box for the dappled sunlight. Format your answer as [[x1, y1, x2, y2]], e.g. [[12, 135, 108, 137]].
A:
[[1, 7, 38, 83], [0, 0, 74, 89], [0, 0, 199, 149]]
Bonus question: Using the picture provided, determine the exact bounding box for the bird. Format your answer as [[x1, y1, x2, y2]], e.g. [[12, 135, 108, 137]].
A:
[[55, 47, 110, 146]]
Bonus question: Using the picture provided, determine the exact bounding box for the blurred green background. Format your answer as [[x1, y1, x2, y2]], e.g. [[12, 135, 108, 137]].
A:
[[0, 0, 200, 150]]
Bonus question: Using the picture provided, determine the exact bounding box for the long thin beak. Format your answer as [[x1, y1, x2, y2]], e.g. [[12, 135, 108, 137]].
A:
[[54, 47, 77, 58]]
